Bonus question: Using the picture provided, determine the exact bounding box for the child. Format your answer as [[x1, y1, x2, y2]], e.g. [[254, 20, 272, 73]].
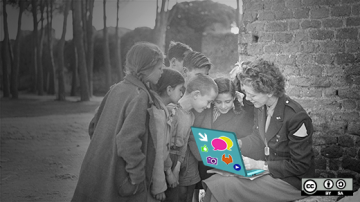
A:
[[182, 51, 212, 83], [72, 42, 164, 202], [165, 73, 218, 202], [149, 68, 185, 201], [167, 41, 193, 73], [192, 77, 254, 192]]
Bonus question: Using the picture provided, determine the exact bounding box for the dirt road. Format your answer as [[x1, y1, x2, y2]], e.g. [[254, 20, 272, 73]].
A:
[[0, 94, 102, 202]]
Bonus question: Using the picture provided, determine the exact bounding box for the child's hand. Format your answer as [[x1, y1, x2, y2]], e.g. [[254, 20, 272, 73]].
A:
[[166, 170, 178, 188], [154, 192, 166, 201], [173, 161, 181, 181]]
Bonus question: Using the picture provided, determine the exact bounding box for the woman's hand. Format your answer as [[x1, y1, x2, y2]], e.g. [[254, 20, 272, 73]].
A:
[[154, 192, 166, 201], [242, 156, 266, 170]]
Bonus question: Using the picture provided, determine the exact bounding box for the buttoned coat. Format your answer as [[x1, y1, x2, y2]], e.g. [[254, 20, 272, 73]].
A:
[[72, 74, 156, 202], [241, 94, 315, 190]]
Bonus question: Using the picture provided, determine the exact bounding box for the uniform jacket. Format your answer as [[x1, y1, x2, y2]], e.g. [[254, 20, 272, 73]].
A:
[[241, 94, 315, 190], [72, 74, 156, 202]]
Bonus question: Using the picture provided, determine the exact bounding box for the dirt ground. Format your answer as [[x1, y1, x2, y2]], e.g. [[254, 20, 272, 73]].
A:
[[0, 92, 102, 202]]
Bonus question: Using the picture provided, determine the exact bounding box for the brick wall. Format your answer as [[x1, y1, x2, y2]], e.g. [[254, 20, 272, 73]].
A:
[[240, 0, 360, 189]]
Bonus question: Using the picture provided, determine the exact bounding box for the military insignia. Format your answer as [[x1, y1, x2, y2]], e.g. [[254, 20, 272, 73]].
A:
[[293, 123, 308, 137]]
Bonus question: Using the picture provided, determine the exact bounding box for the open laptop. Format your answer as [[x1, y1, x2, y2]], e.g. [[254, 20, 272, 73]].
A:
[[191, 126, 265, 177]]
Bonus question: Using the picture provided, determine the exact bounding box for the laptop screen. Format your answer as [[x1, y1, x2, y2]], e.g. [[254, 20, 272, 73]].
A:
[[191, 126, 248, 176]]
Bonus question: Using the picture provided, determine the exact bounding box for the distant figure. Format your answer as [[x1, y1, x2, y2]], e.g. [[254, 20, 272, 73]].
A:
[[72, 42, 164, 202], [203, 58, 315, 202], [167, 41, 193, 73]]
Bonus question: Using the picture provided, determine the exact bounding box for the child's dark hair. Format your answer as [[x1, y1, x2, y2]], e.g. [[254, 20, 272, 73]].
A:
[[183, 51, 212, 72], [167, 41, 193, 61], [214, 77, 243, 113], [154, 68, 185, 96]]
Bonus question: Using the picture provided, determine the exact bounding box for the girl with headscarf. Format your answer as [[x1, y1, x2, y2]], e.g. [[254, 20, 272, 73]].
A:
[[72, 42, 164, 202]]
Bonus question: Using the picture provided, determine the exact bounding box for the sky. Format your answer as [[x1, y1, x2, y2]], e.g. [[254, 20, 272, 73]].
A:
[[0, 0, 238, 41]]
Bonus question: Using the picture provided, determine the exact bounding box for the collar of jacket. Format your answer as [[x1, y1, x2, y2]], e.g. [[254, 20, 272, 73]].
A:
[[264, 94, 287, 141], [124, 74, 154, 105]]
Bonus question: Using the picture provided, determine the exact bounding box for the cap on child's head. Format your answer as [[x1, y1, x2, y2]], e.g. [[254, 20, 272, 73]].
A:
[[183, 51, 212, 71], [125, 42, 164, 80], [185, 73, 218, 96], [154, 68, 185, 96], [167, 41, 193, 62]]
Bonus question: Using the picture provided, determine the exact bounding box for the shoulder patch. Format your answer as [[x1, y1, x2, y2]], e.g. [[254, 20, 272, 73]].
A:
[[293, 123, 308, 137]]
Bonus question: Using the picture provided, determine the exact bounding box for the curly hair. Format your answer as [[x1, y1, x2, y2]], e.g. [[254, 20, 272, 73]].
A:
[[237, 59, 285, 97]]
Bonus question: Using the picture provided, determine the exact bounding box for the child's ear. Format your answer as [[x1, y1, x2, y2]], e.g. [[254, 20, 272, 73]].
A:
[[166, 86, 172, 96], [183, 67, 189, 77], [191, 90, 201, 99]]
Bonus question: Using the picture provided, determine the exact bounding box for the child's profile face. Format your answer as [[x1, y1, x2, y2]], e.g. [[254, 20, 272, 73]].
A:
[[170, 58, 184, 74], [192, 88, 218, 113], [146, 63, 164, 85], [214, 93, 235, 114], [168, 84, 184, 104]]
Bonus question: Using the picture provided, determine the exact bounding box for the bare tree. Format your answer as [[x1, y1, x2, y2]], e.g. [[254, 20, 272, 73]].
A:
[[73, 0, 90, 101], [45, 0, 56, 95], [153, 0, 169, 52], [71, 0, 78, 96], [31, 0, 38, 93], [57, 0, 71, 101], [9, 0, 26, 98], [114, 0, 123, 82], [2, 0, 11, 98], [103, 0, 112, 90], [86, 0, 95, 96], [37, 0, 45, 95]]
